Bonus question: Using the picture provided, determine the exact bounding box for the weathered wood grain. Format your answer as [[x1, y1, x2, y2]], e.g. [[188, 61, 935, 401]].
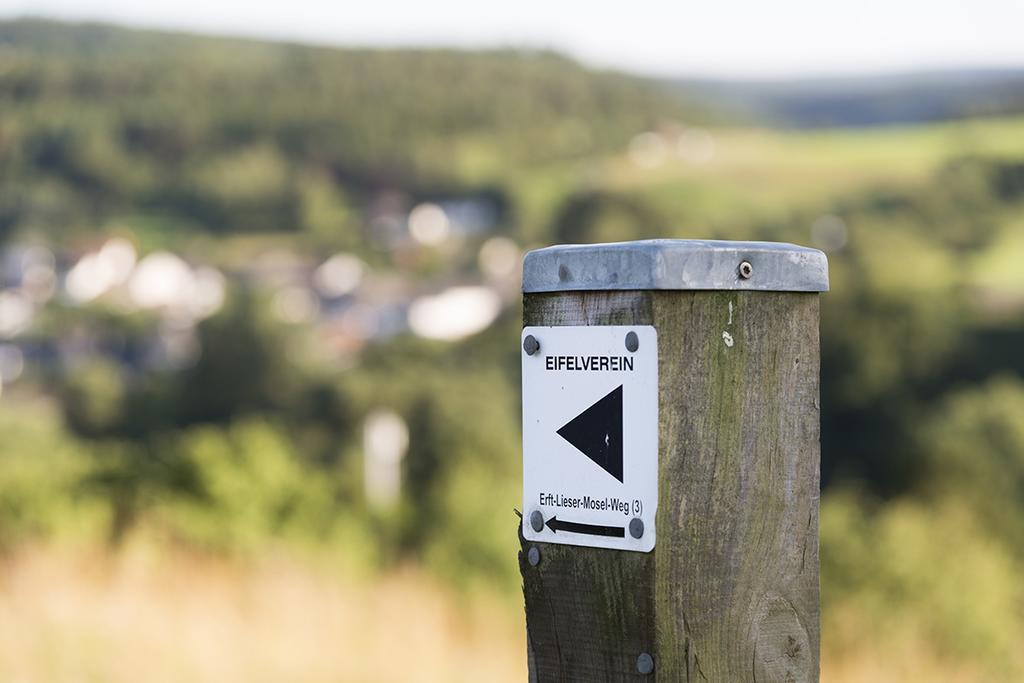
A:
[[520, 290, 821, 682]]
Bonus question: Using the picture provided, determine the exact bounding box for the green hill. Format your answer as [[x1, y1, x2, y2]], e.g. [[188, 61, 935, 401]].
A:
[[0, 19, 716, 242]]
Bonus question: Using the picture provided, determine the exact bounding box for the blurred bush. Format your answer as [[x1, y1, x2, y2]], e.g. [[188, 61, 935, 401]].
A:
[[822, 491, 1024, 679]]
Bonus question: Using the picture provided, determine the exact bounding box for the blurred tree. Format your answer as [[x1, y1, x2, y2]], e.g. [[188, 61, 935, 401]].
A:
[[60, 358, 126, 437], [820, 491, 1024, 678], [298, 170, 360, 250], [552, 191, 665, 244], [287, 380, 355, 467], [918, 376, 1024, 551], [178, 287, 295, 424]]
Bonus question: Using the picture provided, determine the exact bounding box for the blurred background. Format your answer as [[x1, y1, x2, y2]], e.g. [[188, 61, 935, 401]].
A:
[[0, 2, 1023, 681]]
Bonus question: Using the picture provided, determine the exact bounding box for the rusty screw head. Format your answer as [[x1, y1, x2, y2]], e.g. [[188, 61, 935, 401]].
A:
[[523, 334, 540, 355], [738, 261, 753, 279]]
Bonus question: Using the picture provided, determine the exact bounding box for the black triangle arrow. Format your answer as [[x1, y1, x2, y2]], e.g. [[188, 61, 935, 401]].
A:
[[556, 384, 623, 483], [545, 515, 625, 537]]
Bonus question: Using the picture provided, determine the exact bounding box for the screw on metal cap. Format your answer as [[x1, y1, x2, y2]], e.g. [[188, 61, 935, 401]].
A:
[[625, 331, 639, 352], [523, 239, 829, 293], [523, 334, 540, 355]]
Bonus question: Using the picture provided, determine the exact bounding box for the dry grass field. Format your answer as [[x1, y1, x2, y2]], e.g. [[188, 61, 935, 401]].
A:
[[0, 544, 526, 683], [0, 542, 999, 683]]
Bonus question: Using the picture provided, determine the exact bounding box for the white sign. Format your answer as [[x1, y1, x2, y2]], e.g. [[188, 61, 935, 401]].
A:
[[521, 325, 658, 552]]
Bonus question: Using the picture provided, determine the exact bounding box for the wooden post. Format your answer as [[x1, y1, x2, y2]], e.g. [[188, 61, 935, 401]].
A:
[[519, 241, 828, 682]]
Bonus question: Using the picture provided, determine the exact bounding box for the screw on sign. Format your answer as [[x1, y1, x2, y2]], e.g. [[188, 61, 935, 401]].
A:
[[519, 240, 828, 681], [523, 334, 540, 355]]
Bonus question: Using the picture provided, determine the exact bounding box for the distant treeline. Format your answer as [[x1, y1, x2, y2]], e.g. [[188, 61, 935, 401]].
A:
[[673, 70, 1024, 128], [0, 19, 711, 243]]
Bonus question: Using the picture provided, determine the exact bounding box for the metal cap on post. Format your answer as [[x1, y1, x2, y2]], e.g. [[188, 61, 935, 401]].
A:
[[523, 239, 829, 293], [520, 239, 827, 682]]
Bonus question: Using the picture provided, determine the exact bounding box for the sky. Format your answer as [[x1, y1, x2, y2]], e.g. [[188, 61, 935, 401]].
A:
[[2, 0, 1024, 79]]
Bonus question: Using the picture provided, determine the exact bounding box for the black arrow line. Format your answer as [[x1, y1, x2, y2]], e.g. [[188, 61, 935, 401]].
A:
[[545, 515, 625, 538]]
